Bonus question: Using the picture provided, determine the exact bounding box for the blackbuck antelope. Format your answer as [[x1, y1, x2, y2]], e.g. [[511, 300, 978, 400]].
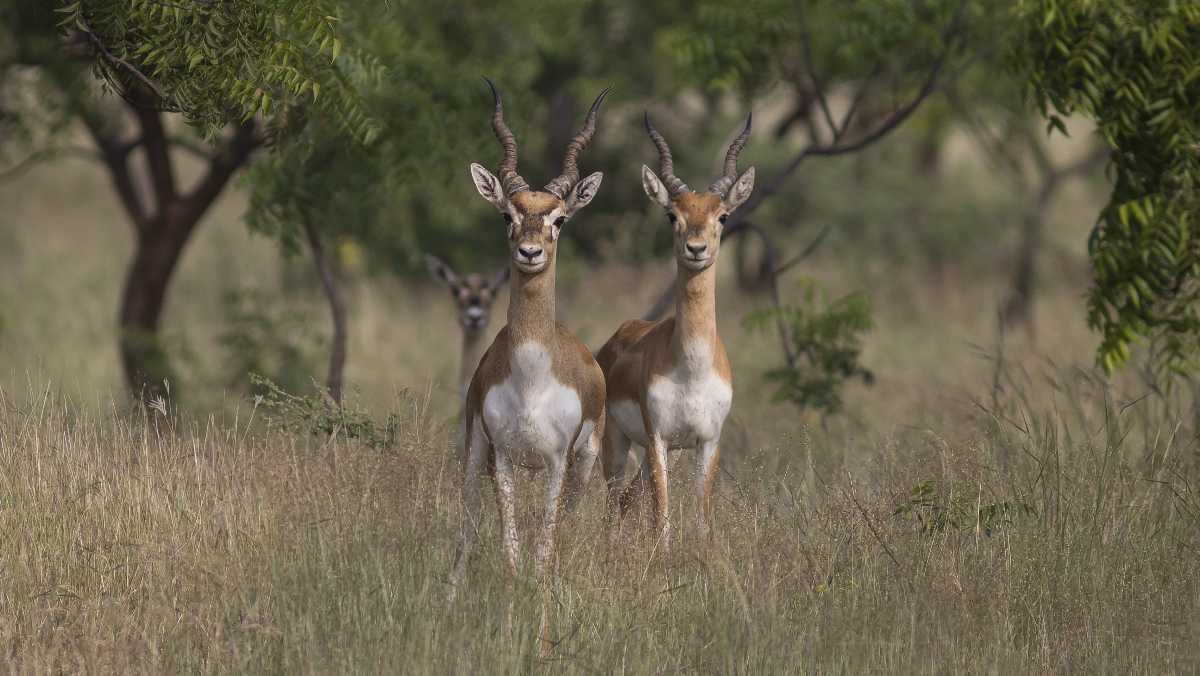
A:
[[450, 79, 608, 643], [596, 113, 755, 544], [424, 255, 509, 403]]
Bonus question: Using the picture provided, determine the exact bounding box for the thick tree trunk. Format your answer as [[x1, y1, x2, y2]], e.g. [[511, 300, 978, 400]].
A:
[[85, 102, 259, 402], [118, 214, 193, 398], [302, 217, 348, 404]]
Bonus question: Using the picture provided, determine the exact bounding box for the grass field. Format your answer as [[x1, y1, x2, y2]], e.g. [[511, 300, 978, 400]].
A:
[[2, 122, 1199, 672], [1, 368, 1198, 672]]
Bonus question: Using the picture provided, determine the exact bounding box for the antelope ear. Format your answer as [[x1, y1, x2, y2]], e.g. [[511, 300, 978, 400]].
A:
[[724, 166, 755, 212], [563, 171, 603, 217], [469, 163, 509, 210], [490, 265, 510, 290], [425, 254, 459, 288], [641, 165, 671, 209]]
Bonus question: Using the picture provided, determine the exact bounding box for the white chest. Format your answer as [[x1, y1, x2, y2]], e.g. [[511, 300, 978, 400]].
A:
[[617, 340, 732, 449], [482, 342, 588, 463]]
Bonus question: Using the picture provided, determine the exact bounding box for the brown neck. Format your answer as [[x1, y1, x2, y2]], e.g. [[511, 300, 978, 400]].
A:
[[671, 262, 718, 364], [507, 259, 557, 349], [460, 329, 486, 402]]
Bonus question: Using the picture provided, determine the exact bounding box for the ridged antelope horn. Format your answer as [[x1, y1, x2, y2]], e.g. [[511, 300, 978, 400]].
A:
[[544, 87, 610, 199], [483, 77, 530, 196], [644, 112, 690, 196], [708, 113, 753, 198]]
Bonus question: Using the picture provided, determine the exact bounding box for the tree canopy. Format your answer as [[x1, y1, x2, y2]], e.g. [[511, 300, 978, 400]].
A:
[[1016, 1, 1200, 376]]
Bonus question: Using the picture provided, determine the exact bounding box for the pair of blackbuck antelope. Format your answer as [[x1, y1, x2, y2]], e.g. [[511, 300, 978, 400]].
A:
[[433, 81, 755, 599]]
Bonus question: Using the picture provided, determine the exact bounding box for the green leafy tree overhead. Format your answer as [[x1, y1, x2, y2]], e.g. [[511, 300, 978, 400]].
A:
[[1016, 1, 1200, 376], [1, 0, 377, 401]]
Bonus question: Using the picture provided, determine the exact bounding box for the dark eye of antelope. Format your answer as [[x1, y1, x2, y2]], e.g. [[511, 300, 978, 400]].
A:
[[502, 213, 513, 224], [718, 214, 728, 224], [667, 212, 677, 224], [554, 216, 566, 227]]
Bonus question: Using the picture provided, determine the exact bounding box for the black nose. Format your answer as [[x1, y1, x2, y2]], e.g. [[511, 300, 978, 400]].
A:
[[518, 245, 543, 260], [686, 242, 708, 256]]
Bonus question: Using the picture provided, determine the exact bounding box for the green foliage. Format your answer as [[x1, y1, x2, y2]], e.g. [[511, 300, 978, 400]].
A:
[[1016, 1, 1200, 376], [249, 373, 398, 449], [894, 480, 1035, 535], [218, 287, 318, 396], [743, 281, 874, 413], [52, 0, 380, 143], [664, 0, 987, 96]]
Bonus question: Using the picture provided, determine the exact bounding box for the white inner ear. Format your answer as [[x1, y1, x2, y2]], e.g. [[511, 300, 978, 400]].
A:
[[725, 166, 756, 211], [641, 165, 670, 209], [548, 207, 564, 241], [469, 162, 508, 209]]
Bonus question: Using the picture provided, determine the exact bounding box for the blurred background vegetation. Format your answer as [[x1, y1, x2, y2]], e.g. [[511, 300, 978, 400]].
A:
[[0, 0, 1196, 436]]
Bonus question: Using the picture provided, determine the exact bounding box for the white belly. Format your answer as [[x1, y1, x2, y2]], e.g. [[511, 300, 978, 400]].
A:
[[612, 340, 732, 450], [646, 369, 731, 449], [482, 342, 589, 466]]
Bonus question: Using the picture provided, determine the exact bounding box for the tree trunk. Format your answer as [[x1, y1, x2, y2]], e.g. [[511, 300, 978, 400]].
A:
[[118, 212, 193, 399], [303, 217, 348, 404], [1000, 208, 1044, 331], [1002, 170, 1069, 332], [85, 102, 260, 402]]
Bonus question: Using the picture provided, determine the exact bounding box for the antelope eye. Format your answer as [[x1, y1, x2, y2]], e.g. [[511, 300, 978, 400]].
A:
[[718, 214, 728, 224], [554, 216, 566, 227], [667, 212, 677, 224], [502, 213, 513, 224]]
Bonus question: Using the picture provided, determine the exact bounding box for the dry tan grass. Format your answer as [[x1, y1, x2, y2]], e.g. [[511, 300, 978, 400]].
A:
[[0, 367, 1197, 672]]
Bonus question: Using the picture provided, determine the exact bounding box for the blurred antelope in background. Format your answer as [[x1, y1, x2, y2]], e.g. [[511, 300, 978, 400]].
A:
[[449, 78, 608, 655], [424, 255, 509, 404], [596, 113, 755, 545]]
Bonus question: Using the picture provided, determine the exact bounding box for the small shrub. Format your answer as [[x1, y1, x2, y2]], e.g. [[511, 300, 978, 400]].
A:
[[218, 286, 318, 396], [893, 480, 1035, 535], [743, 279, 874, 413], [249, 373, 399, 449]]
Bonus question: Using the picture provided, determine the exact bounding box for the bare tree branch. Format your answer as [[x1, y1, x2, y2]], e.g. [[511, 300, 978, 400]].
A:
[[0, 146, 100, 183], [795, 1, 837, 141], [80, 111, 150, 233], [834, 64, 883, 144], [182, 120, 260, 223], [737, 0, 967, 220], [1057, 146, 1109, 182], [943, 86, 1026, 179], [773, 224, 832, 277], [168, 135, 216, 162], [131, 91, 178, 210], [303, 216, 348, 404]]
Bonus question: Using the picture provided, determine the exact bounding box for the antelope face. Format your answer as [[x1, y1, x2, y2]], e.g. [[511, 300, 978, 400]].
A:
[[642, 166, 755, 272], [468, 79, 607, 275], [469, 167, 603, 275], [640, 113, 756, 272], [426, 255, 509, 335]]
